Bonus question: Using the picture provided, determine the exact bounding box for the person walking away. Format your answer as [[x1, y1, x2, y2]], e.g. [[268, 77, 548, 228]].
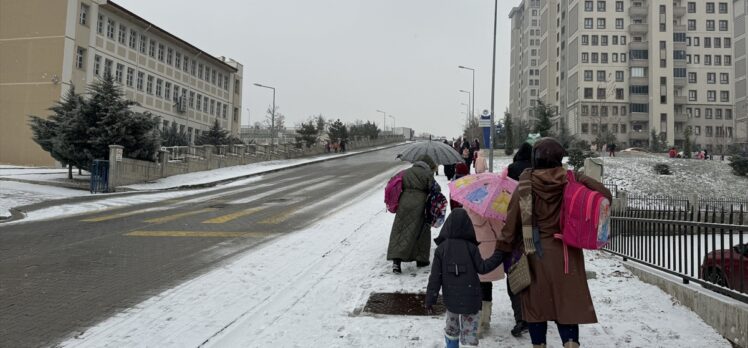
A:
[[474, 150, 488, 175], [340, 139, 346, 153], [449, 163, 470, 210], [387, 155, 438, 274], [443, 140, 456, 180], [426, 208, 504, 348], [471, 139, 481, 170], [497, 138, 612, 348], [461, 139, 473, 170], [608, 143, 616, 157], [503, 141, 533, 336]]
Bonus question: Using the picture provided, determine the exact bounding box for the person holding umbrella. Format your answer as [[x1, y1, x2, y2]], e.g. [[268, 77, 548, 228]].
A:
[[387, 154, 437, 274]]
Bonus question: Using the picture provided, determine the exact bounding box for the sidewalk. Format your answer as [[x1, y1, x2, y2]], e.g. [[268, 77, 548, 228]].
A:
[[60, 175, 731, 347]]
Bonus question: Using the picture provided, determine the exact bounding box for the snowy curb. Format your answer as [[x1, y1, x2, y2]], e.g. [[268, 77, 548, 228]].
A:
[[121, 142, 408, 191]]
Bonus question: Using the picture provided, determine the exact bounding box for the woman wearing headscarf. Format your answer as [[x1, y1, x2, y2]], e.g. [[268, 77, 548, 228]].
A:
[[497, 138, 612, 348], [387, 154, 437, 274]]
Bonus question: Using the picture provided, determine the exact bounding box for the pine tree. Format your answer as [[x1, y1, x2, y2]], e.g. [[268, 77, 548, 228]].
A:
[[87, 74, 160, 163], [315, 115, 326, 135], [532, 100, 554, 137], [296, 121, 319, 148], [161, 123, 190, 147], [196, 119, 230, 146], [504, 112, 514, 156], [328, 119, 348, 142]]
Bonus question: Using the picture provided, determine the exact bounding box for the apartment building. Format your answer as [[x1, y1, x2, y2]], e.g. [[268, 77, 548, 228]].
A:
[[735, 0, 748, 142], [511, 0, 737, 153], [0, 0, 243, 166], [509, 0, 543, 126]]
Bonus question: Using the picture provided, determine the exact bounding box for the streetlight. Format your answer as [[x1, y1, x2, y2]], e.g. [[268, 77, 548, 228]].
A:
[[254, 83, 276, 154], [376, 109, 386, 132], [459, 90, 471, 128], [488, 0, 498, 171], [388, 115, 396, 133], [458, 65, 475, 120]]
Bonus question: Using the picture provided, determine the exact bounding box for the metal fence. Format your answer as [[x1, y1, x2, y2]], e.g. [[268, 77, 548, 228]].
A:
[[606, 204, 748, 302]]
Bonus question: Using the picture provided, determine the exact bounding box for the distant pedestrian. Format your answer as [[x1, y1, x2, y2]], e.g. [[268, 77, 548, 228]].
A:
[[387, 155, 437, 274], [443, 140, 455, 180], [607, 143, 616, 157], [339, 139, 346, 153], [497, 138, 612, 347], [474, 150, 488, 174], [668, 147, 677, 158], [697, 150, 705, 160], [426, 208, 503, 348]]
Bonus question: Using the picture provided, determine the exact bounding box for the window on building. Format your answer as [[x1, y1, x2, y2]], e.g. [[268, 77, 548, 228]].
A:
[[103, 58, 112, 77], [660, 59, 667, 68], [688, 2, 696, 12], [582, 105, 589, 115], [688, 20, 696, 31], [707, 2, 715, 13], [235, 79, 241, 94], [146, 75, 154, 94], [115, 63, 124, 83], [157, 44, 164, 61], [613, 53, 618, 62], [631, 103, 648, 113], [189, 91, 195, 108], [721, 91, 729, 102], [585, 18, 593, 29], [621, 36, 626, 45], [592, 35, 599, 45], [149, 40, 156, 57], [706, 109, 713, 120], [167, 48, 173, 65], [97, 15, 104, 34], [616, 18, 624, 29], [136, 71, 144, 91], [597, 18, 606, 29], [140, 35, 147, 54], [597, 88, 606, 99], [705, 37, 712, 48], [175, 52, 182, 69], [597, 70, 606, 81], [591, 105, 599, 116], [705, 55, 712, 65], [720, 73, 729, 84], [129, 29, 137, 49], [106, 19, 115, 39], [615, 71, 624, 82], [118, 24, 126, 44], [602, 35, 609, 45], [707, 90, 716, 102], [719, 2, 728, 13], [584, 88, 594, 99], [689, 90, 697, 101], [224, 76, 230, 90], [714, 55, 722, 65], [173, 85, 180, 102], [616, 1, 623, 11], [592, 53, 599, 63], [706, 126, 713, 137], [196, 93, 202, 110], [79, 4, 89, 26], [210, 100, 215, 115], [126, 67, 134, 87], [726, 109, 733, 120], [582, 35, 589, 45], [164, 82, 171, 100], [585, 1, 593, 11], [75, 47, 85, 69], [582, 52, 589, 63], [598, 1, 606, 11], [183, 57, 190, 73], [612, 35, 618, 44], [203, 96, 209, 113], [211, 70, 217, 85], [191, 60, 197, 76], [725, 55, 732, 66], [198, 63, 204, 79], [716, 109, 723, 119], [694, 37, 700, 46], [616, 88, 624, 100], [725, 38, 732, 48], [584, 70, 593, 81], [688, 72, 697, 83], [719, 20, 728, 31], [706, 20, 715, 31]]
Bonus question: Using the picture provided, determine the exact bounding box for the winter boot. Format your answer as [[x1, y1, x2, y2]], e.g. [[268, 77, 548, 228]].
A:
[[444, 335, 459, 348], [478, 301, 492, 337], [392, 260, 402, 274], [563, 341, 580, 348], [511, 320, 528, 337]]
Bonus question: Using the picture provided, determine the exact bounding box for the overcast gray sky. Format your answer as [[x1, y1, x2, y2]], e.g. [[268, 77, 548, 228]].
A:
[[115, 0, 516, 137]]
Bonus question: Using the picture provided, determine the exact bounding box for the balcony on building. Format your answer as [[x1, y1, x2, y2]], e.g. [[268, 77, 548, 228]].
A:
[[629, 6, 648, 18], [674, 95, 688, 105], [630, 94, 649, 104], [674, 76, 687, 87], [674, 112, 688, 123], [629, 59, 649, 68], [630, 76, 648, 85], [629, 41, 648, 50], [629, 129, 650, 140], [673, 6, 687, 17], [630, 111, 650, 122], [629, 23, 649, 35], [673, 24, 687, 32], [673, 41, 687, 52]]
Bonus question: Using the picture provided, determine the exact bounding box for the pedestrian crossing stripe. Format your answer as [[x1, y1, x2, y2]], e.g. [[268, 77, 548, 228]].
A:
[[81, 207, 165, 222], [201, 206, 267, 224], [125, 231, 271, 238], [258, 206, 300, 225], [144, 208, 217, 224]]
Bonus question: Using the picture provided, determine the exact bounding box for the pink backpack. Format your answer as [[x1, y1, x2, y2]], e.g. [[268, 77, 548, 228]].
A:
[[385, 171, 405, 213], [556, 170, 611, 271]]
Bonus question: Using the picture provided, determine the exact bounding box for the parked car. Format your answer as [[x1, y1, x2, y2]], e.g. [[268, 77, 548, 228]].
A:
[[700, 243, 748, 293]]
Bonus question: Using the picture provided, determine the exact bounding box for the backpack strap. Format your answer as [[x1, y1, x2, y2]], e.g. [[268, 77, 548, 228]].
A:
[[518, 169, 536, 255], [555, 170, 576, 275]]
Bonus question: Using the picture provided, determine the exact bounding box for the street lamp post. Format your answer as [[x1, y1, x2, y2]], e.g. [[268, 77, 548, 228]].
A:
[[254, 83, 276, 154], [489, 0, 498, 171], [459, 90, 471, 129], [458, 65, 475, 120], [376, 109, 386, 132]]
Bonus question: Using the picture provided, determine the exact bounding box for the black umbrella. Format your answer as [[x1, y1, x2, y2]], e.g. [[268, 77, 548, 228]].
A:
[[398, 141, 464, 165]]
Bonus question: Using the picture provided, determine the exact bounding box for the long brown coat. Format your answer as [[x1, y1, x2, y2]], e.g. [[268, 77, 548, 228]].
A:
[[497, 167, 612, 324]]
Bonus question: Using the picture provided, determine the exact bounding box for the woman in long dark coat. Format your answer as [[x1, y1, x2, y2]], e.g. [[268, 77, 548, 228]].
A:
[[497, 138, 611, 348], [387, 154, 436, 274]]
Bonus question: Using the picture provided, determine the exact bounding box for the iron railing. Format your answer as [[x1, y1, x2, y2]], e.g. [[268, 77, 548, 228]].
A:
[[606, 204, 748, 302]]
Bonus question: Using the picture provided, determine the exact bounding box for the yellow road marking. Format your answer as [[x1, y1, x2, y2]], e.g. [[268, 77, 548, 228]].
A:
[[201, 206, 268, 224], [82, 208, 161, 222], [125, 231, 271, 238], [259, 207, 300, 225], [144, 208, 217, 224]]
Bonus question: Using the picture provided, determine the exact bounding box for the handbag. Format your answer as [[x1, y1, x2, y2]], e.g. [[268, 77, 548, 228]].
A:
[[508, 253, 531, 295]]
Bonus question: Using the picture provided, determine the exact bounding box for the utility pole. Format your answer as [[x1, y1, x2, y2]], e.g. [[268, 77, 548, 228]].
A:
[[489, 0, 498, 171]]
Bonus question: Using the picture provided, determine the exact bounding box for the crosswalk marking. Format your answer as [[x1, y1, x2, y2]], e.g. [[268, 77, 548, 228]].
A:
[[201, 206, 267, 224], [259, 206, 300, 225], [144, 208, 218, 224], [81, 207, 165, 222], [125, 231, 271, 238]]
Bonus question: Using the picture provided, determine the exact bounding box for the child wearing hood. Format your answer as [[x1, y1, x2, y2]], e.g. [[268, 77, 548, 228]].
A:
[[425, 208, 503, 347]]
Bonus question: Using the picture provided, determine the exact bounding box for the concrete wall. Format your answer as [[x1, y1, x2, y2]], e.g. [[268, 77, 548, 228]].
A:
[[622, 260, 748, 347], [108, 136, 404, 190]]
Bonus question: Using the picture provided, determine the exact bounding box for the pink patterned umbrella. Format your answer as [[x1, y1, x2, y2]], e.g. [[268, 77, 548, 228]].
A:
[[448, 169, 519, 222]]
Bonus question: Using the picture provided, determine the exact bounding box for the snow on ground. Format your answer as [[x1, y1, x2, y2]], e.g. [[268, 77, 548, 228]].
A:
[[124, 145, 397, 191], [0, 181, 89, 218], [601, 153, 748, 198], [5, 177, 263, 224], [60, 175, 730, 348]]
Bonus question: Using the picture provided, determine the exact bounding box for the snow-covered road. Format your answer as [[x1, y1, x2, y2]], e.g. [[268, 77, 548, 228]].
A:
[[60, 176, 731, 347]]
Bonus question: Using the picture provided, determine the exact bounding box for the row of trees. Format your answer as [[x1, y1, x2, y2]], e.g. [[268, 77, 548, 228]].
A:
[[294, 115, 377, 149], [30, 74, 242, 179]]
